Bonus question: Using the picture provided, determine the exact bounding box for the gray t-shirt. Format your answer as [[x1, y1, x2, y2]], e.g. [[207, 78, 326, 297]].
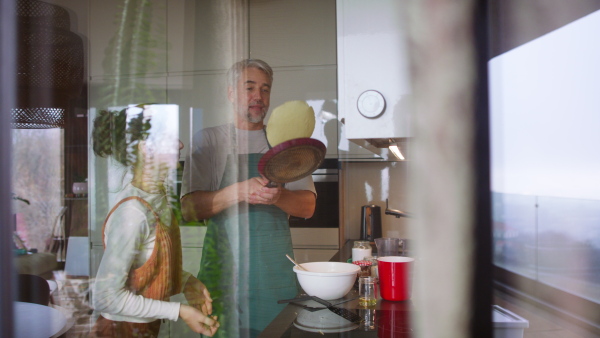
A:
[[181, 123, 316, 201]]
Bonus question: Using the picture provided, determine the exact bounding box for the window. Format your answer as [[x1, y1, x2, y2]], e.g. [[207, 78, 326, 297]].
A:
[[489, 6, 600, 327], [12, 129, 64, 255]]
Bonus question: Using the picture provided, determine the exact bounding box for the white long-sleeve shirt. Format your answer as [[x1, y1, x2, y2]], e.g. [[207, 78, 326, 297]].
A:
[[92, 183, 190, 323]]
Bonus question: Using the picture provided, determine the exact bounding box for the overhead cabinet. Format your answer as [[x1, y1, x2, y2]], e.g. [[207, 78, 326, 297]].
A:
[[336, 0, 413, 159]]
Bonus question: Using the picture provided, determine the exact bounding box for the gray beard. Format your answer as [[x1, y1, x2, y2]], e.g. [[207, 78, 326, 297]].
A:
[[246, 111, 265, 124]]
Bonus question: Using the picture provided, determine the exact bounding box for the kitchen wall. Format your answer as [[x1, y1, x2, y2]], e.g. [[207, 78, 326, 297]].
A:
[[340, 161, 411, 242]]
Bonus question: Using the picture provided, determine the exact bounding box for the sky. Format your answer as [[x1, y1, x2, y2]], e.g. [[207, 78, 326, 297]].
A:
[[489, 10, 600, 202]]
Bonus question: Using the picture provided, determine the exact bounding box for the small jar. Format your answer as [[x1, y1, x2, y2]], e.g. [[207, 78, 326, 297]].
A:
[[352, 241, 372, 262], [358, 276, 378, 308], [353, 260, 373, 278], [366, 255, 379, 278]]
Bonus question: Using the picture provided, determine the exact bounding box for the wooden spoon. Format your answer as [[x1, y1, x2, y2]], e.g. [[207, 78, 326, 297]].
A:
[[286, 254, 308, 271]]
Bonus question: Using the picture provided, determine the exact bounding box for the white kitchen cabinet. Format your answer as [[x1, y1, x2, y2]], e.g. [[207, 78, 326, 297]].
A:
[[337, 0, 412, 154], [179, 226, 207, 248], [249, 0, 336, 67], [293, 249, 338, 263], [166, 73, 231, 157], [291, 228, 339, 263], [267, 67, 338, 159], [180, 226, 207, 277], [89, 0, 168, 78]]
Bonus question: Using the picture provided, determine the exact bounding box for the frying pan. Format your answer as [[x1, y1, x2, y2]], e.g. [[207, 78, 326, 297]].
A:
[[258, 137, 326, 187]]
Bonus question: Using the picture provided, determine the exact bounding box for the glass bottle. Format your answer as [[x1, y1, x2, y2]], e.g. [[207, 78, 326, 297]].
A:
[[352, 240, 372, 262]]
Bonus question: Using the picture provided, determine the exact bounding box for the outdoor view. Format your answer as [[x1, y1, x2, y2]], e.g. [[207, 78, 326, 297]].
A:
[[489, 10, 600, 304], [11, 129, 64, 257], [492, 193, 600, 302]]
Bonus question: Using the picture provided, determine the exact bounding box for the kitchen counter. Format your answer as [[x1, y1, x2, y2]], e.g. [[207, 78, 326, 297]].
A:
[[259, 240, 414, 337]]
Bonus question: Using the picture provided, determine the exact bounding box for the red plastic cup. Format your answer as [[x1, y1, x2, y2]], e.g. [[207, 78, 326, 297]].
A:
[[377, 256, 414, 301]]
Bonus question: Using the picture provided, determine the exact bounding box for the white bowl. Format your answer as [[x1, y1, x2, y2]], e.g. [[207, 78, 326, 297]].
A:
[[293, 262, 360, 300]]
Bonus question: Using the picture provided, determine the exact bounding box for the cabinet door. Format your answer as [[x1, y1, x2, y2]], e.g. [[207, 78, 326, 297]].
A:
[[293, 249, 338, 263], [179, 226, 207, 248], [89, 0, 168, 77], [182, 247, 203, 279], [337, 0, 411, 141], [268, 67, 338, 159], [291, 228, 339, 263]]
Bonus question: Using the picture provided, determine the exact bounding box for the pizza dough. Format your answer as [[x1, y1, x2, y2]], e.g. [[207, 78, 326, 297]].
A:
[[266, 100, 315, 146]]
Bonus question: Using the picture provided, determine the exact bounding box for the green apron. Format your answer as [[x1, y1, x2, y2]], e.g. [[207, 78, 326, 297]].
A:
[[197, 152, 297, 338]]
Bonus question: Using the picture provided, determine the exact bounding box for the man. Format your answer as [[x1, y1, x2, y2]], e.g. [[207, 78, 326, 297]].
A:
[[180, 59, 316, 337]]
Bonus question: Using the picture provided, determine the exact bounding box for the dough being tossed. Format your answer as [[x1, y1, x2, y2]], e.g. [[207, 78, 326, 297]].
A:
[[266, 100, 315, 146]]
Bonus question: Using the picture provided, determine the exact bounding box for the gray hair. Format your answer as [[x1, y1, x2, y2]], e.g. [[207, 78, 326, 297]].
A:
[[227, 59, 273, 88]]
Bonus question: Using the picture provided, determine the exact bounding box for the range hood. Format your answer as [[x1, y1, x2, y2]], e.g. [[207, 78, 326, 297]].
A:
[[336, 0, 412, 161], [347, 137, 411, 161]]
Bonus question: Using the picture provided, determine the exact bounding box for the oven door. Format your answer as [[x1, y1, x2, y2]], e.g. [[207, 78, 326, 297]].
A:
[[289, 167, 339, 228]]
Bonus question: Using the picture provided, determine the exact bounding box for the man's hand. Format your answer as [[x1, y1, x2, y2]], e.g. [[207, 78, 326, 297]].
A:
[[237, 177, 268, 204], [179, 304, 219, 336], [247, 176, 281, 205], [183, 276, 213, 315]]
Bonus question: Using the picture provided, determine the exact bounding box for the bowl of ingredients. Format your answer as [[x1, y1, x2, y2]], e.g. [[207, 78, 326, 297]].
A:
[[293, 262, 360, 300]]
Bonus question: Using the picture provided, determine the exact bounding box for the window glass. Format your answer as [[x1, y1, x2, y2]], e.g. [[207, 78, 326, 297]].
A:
[[12, 129, 64, 255], [490, 9, 600, 305], [8, 0, 409, 336]]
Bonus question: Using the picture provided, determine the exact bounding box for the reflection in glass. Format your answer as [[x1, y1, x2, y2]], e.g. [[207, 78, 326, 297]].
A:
[[90, 105, 219, 337], [12, 129, 63, 255]]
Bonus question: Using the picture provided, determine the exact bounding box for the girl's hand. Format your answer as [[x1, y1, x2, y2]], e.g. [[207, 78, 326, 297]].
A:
[[179, 304, 219, 336], [183, 277, 213, 315]]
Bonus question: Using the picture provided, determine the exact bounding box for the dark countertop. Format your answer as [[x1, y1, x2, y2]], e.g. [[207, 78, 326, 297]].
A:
[[260, 240, 414, 337]]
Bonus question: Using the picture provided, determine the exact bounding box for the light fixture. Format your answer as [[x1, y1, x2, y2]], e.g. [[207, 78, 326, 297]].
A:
[[12, 0, 83, 129], [389, 144, 405, 160]]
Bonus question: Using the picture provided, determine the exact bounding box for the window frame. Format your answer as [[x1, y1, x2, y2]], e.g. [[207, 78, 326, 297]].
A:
[[0, 0, 16, 334], [494, 266, 600, 335]]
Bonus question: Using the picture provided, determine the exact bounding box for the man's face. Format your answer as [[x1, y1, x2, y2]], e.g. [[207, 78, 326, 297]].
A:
[[229, 67, 272, 126]]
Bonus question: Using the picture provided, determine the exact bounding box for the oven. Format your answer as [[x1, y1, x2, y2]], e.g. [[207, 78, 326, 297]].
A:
[[289, 159, 339, 228]]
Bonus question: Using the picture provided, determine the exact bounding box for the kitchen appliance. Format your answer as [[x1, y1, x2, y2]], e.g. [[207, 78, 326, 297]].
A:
[[289, 159, 339, 228], [360, 205, 382, 241]]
